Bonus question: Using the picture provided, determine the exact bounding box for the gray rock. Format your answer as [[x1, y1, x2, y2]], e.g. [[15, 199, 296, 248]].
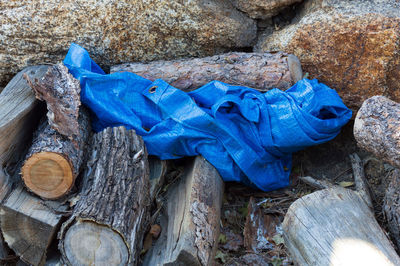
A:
[[0, 0, 256, 86], [230, 0, 302, 19]]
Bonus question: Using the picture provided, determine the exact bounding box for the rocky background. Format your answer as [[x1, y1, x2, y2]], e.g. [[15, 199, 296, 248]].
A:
[[1, 0, 400, 265]]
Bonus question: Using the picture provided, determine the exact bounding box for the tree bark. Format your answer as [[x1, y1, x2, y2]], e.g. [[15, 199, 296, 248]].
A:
[[59, 126, 150, 266], [384, 169, 400, 251], [283, 187, 400, 265], [21, 64, 91, 199], [143, 156, 224, 266], [354, 96, 400, 168], [21, 110, 90, 199], [111, 52, 302, 92], [0, 184, 66, 266], [25, 64, 82, 139]]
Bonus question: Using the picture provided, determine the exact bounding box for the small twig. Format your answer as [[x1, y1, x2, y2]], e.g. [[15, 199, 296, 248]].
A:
[[349, 153, 373, 209]]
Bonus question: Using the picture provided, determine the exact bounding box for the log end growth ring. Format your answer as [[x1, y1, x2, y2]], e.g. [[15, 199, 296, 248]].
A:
[[22, 152, 73, 199], [63, 221, 129, 266]]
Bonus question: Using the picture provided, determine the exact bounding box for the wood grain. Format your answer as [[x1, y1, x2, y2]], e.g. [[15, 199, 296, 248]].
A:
[[0, 184, 66, 266], [0, 65, 48, 167], [283, 187, 400, 265], [143, 156, 224, 266]]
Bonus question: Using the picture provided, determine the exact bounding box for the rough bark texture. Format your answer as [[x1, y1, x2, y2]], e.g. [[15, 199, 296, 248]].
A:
[[283, 187, 400, 265], [21, 109, 90, 199], [111, 52, 303, 92], [354, 96, 400, 169], [230, 0, 302, 19], [22, 64, 90, 199], [384, 169, 400, 250], [143, 156, 224, 266], [0, 0, 256, 87], [25, 64, 81, 139], [0, 65, 48, 167], [257, 0, 400, 110], [59, 126, 150, 266], [0, 184, 66, 266]]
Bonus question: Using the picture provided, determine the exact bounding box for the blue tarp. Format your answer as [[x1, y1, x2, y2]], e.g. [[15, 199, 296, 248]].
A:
[[64, 43, 352, 191]]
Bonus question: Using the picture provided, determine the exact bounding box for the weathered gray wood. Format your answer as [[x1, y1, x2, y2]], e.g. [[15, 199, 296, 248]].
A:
[[354, 96, 400, 168], [283, 187, 400, 265], [349, 153, 373, 209], [148, 156, 167, 202], [143, 156, 224, 266], [21, 65, 90, 199], [384, 169, 400, 250], [59, 126, 150, 266], [0, 65, 48, 168], [0, 184, 66, 266], [111, 52, 302, 92], [0, 66, 49, 263]]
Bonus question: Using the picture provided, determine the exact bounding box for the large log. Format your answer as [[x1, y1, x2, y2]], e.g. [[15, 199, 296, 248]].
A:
[[59, 126, 150, 266], [285, 155, 400, 265], [0, 184, 66, 266], [354, 96, 400, 168], [284, 187, 400, 265], [21, 64, 90, 199], [143, 156, 224, 266], [111, 52, 303, 91]]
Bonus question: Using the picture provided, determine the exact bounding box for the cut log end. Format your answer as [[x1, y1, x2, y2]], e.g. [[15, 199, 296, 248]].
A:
[[22, 151, 73, 199], [63, 220, 129, 266]]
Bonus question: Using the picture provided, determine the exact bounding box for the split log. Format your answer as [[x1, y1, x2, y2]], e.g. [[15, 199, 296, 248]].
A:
[[0, 65, 48, 169], [59, 126, 150, 266], [384, 169, 400, 250], [0, 66, 49, 263], [0, 184, 66, 266], [143, 156, 224, 266], [354, 96, 400, 168], [111, 52, 302, 92], [21, 64, 90, 199], [285, 155, 400, 265]]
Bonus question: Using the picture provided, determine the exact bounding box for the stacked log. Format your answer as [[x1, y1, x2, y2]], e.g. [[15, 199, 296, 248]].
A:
[[354, 96, 400, 251], [0, 184, 66, 265], [0, 52, 303, 265], [58, 126, 150, 265], [22, 64, 90, 199], [143, 156, 224, 266], [0, 66, 49, 265], [285, 155, 400, 265]]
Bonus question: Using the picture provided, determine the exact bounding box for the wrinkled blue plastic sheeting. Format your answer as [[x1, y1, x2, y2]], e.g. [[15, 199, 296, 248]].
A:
[[64, 43, 352, 191]]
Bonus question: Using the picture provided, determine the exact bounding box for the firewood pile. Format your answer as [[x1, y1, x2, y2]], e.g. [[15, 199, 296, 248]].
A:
[[0, 52, 303, 265], [1, 50, 400, 265]]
